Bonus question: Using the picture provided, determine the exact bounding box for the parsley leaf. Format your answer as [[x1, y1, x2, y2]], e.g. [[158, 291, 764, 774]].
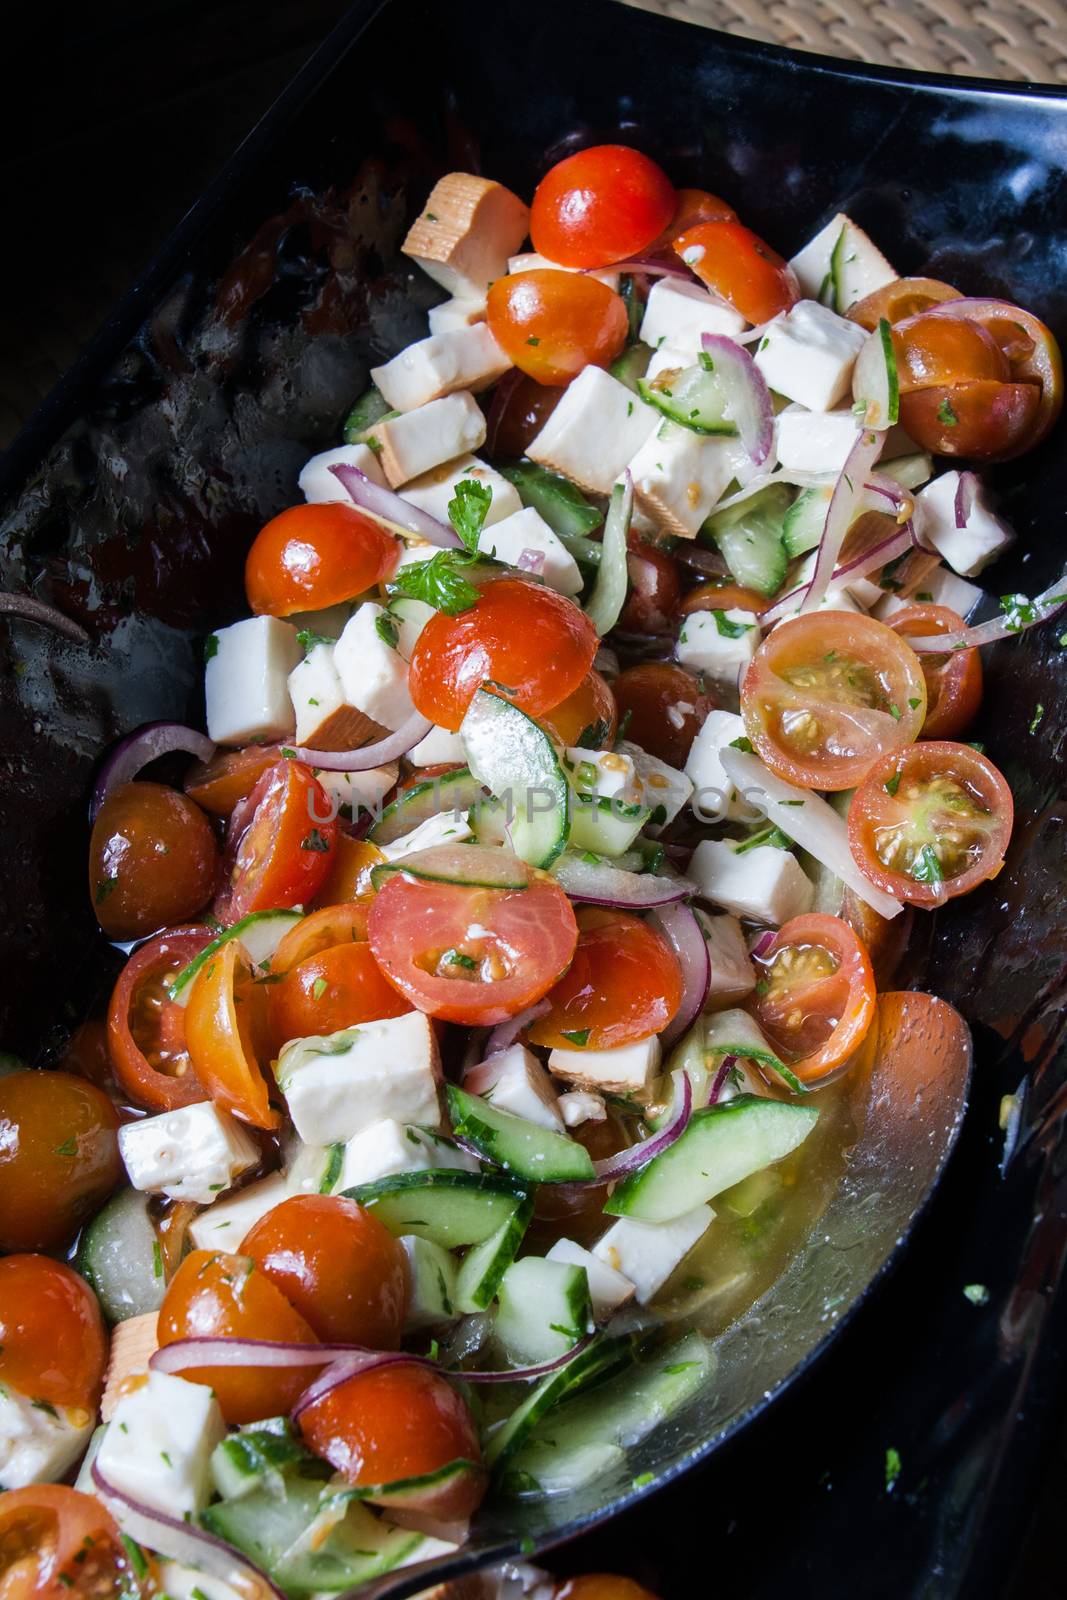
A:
[[936, 398, 959, 427], [203, 633, 219, 662], [1000, 592, 1037, 632], [884, 770, 902, 797], [374, 612, 399, 649], [447, 478, 493, 554], [912, 844, 943, 885], [296, 628, 334, 655], [728, 735, 754, 753], [391, 549, 482, 614], [561, 1028, 591, 1047], [712, 609, 753, 639], [300, 828, 331, 853], [1030, 702, 1045, 734], [885, 1447, 902, 1492], [963, 1283, 990, 1306]]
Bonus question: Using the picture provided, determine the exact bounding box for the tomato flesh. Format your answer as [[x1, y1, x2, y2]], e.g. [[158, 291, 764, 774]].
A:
[[674, 220, 799, 324], [219, 760, 338, 923], [530, 145, 675, 269], [107, 927, 210, 1111], [540, 669, 618, 749], [269, 940, 410, 1048], [0, 1256, 107, 1411], [487, 270, 628, 386], [185, 743, 282, 817], [245, 502, 399, 616], [0, 1073, 121, 1253], [752, 912, 876, 1082], [527, 908, 683, 1051], [185, 937, 275, 1129], [0, 1486, 125, 1599], [846, 277, 963, 331], [887, 604, 983, 739], [611, 663, 715, 768], [89, 781, 219, 940]]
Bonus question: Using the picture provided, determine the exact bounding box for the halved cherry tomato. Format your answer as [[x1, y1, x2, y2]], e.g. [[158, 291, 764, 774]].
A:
[[486, 270, 628, 386], [540, 669, 618, 749], [846, 277, 963, 331], [298, 1362, 486, 1518], [847, 741, 1013, 906], [678, 581, 766, 618], [0, 1256, 107, 1410], [0, 1073, 121, 1252], [245, 503, 399, 616], [0, 1486, 126, 1599], [919, 298, 1063, 454], [312, 836, 384, 907], [530, 145, 675, 269], [485, 370, 564, 458], [887, 604, 983, 739], [367, 853, 578, 1025], [751, 912, 876, 1082], [646, 187, 736, 255], [158, 1249, 322, 1424], [556, 1579, 663, 1600], [899, 378, 1041, 460], [611, 662, 715, 768], [740, 612, 927, 791], [185, 744, 282, 817], [218, 760, 338, 923], [184, 938, 275, 1128], [618, 545, 681, 635], [107, 927, 210, 1111], [527, 908, 683, 1051], [269, 941, 409, 1047], [408, 577, 598, 731], [89, 782, 219, 940], [59, 1019, 114, 1094], [673, 221, 799, 324], [241, 1195, 408, 1348], [892, 312, 1009, 394], [272, 903, 371, 968]]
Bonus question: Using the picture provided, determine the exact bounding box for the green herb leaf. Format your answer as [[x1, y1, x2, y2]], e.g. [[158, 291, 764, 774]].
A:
[[936, 398, 959, 427], [300, 828, 332, 853], [296, 628, 334, 655], [312, 977, 328, 1000], [54, 1137, 77, 1157], [203, 634, 219, 663], [391, 548, 482, 614], [912, 844, 943, 885], [728, 735, 754, 753], [962, 1283, 990, 1306], [447, 478, 494, 554], [1029, 702, 1045, 734], [884, 770, 902, 797], [712, 609, 753, 639], [885, 1447, 902, 1491], [561, 1028, 591, 1048], [374, 612, 399, 649]]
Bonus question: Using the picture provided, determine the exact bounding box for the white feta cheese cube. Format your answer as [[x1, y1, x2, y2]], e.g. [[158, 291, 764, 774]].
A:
[[788, 213, 896, 311], [693, 909, 757, 1007], [685, 708, 760, 823], [755, 301, 867, 411], [380, 810, 473, 862], [464, 1043, 563, 1131], [619, 741, 694, 833], [188, 1171, 290, 1253], [478, 506, 583, 596], [508, 251, 621, 291], [373, 392, 487, 488], [288, 641, 385, 750], [205, 616, 301, 747], [564, 746, 638, 802], [119, 1102, 260, 1205], [276, 1013, 442, 1144], [628, 421, 739, 538], [428, 296, 487, 336], [909, 563, 985, 618], [774, 404, 861, 473], [546, 1238, 635, 1321], [676, 607, 760, 683], [316, 764, 398, 825], [645, 344, 692, 382], [400, 1235, 459, 1329], [548, 1035, 661, 1098], [97, 1371, 226, 1518], [337, 1120, 478, 1191], [687, 839, 814, 926], [528, 366, 659, 495], [155, 1565, 244, 1600], [334, 603, 416, 732], [0, 1386, 94, 1489], [913, 472, 1013, 577], [557, 1090, 607, 1128], [298, 443, 387, 502], [371, 325, 511, 413], [592, 1206, 714, 1303], [639, 277, 747, 353], [845, 574, 886, 609], [399, 454, 521, 528], [402, 174, 530, 300], [409, 723, 468, 766]]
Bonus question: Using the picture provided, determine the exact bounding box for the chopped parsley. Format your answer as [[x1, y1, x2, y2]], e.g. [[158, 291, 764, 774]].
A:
[[728, 735, 754, 753], [963, 1283, 990, 1306], [1029, 702, 1045, 733], [54, 1137, 77, 1157], [936, 398, 959, 427], [391, 547, 482, 614], [712, 609, 753, 639], [575, 717, 611, 750], [999, 592, 1038, 632], [561, 1028, 591, 1048], [300, 829, 331, 853], [95, 877, 118, 904], [734, 824, 791, 855], [698, 350, 714, 372], [633, 1471, 655, 1489], [442, 948, 477, 970], [526, 335, 540, 347], [312, 977, 328, 1000], [375, 612, 399, 649], [885, 1447, 902, 1492], [888, 702, 901, 720], [884, 769, 902, 797], [447, 478, 494, 554], [203, 633, 219, 662], [120, 1537, 148, 1580], [297, 628, 334, 655], [912, 844, 944, 885]]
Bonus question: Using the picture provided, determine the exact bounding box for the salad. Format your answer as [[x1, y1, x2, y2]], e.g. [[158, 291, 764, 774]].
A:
[[0, 142, 1062, 1600]]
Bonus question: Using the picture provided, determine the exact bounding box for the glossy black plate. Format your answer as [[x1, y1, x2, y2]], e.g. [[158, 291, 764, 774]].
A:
[[2, 2, 1067, 1593]]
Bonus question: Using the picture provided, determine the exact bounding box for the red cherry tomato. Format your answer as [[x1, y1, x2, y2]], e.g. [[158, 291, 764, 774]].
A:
[[184, 937, 275, 1128], [269, 942, 410, 1048], [886, 604, 983, 739], [367, 850, 578, 1025], [618, 545, 682, 635], [0, 1256, 108, 1410], [272, 903, 371, 968], [892, 312, 1009, 394], [107, 927, 210, 1111], [486, 370, 564, 458], [556, 1580, 663, 1600], [0, 1486, 127, 1599], [678, 581, 766, 618], [527, 908, 682, 1052], [611, 663, 715, 768], [487, 270, 628, 387], [89, 782, 219, 940], [218, 760, 338, 923], [899, 378, 1042, 460], [540, 669, 619, 749], [245, 503, 399, 616], [408, 578, 598, 731], [646, 187, 736, 255], [847, 277, 963, 331], [751, 912, 876, 1083], [312, 837, 385, 908], [847, 741, 1013, 907], [673, 220, 800, 324], [185, 744, 283, 817], [0, 1073, 121, 1253], [740, 612, 927, 791], [530, 145, 675, 269], [241, 1195, 409, 1348]]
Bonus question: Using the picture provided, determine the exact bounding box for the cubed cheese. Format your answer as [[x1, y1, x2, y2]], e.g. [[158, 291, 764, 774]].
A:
[[694, 909, 757, 1007], [639, 277, 747, 352], [373, 392, 487, 488], [592, 1206, 713, 1303], [334, 603, 416, 732], [288, 641, 389, 750], [428, 296, 487, 335], [478, 506, 583, 596], [845, 574, 885, 609], [527, 366, 658, 495], [337, 1120, 478, 1191], [508, 251, 621, 292], [402, 174, 530, 300], [628, 421, 739, 538], [400, 1235, 459, 1330], [96, 1371, 226, 1518], [298, 442, 387, 501], [155, 1565, 244, 1600], [645, 344, 693, 382], [564, 747, 638, 802], [276, 1013, 442, 1144], [913, 472, 1013, 577], [908, 563, 985, 618], [548, 1035, 661, 1098], [464, 1043, 563, 1131], [119, 1103, 259, 1205], [409, 723, 468, 766], [687, 839, 814, 926], [205, 616, 301, 747], [188, 1171, 290, 1252], [546, 1238, 635, 1321], [685, 708, 760, 823], [774, 404, 860, 473], [399, 454, 521, 528], [755, 301, 866, 411], [620, 741, 694, 833], [676, 607, 760, 683], [316, 763, 398, 825], [0, 1386, 94, 1489], [788, 213, 897, 311], [380, 810, 473, 862], [371, 324, 511, 412], [557, 1090, 607, 1128]]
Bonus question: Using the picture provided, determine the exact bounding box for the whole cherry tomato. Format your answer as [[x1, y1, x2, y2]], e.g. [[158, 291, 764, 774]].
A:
[[540, 669, 618, 748], [887, 604, 983, 739], [89, 782, 218, 941], [752, 912, 877, 1083], [0, 1256, 108, 1411], [0, 1072, 121, 1252], [618, 545, 681, 635], [245, 503, 399, 616], [487, 270, 628, 387], [527, 908, 682, 1051], [107, 927, 210, 1111], [612, 663, 715, 768], [0, 1486, 127, 1599], [892, 312, 1009, 393], [269, 941, 409, 1047], [218, 760, 338, 923], [184, 939, 275, 1129], [645, 187, 736, 255], [185, 743, 283, 817], [673, 220, 800, 324], [530, 145, 675, 269], [899, 378, 1040, 459]]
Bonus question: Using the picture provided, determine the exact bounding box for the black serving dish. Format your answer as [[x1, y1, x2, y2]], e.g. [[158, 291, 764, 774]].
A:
[[2, 3, 1067, 1594]]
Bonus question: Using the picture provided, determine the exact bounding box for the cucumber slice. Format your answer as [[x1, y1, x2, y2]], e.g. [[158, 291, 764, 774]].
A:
[[454, 1193, 535, 1313], [167, 909, 303, 1004], [702, 483, 791, 598], [485, 1334, 636, 1470], [605, 1095, 819, 1222], [878, 451, 934, 491], [344, 1170, 530, 1248], [609, 342, 652, 394], [211, 1417, 325, 1501], [702, 1006, 806, 1095], [385, 594, 436, 658], [446, 1084, 595, 1184], [369, 767, 483, 847], [469, 793, 509, 846], [782, 485, 831, 559], [585, 477, 632, 637], [569, 796, 650, 857], [494, 1257, 594, 1366], [499, 462, 603, 547], [342, 386, 396, 445], [285, 1141, 344, 1196], [852, 318, 899, 429], [460, 690, 569, 869], [75, 1187, 164, 1323], [401, 1235, 460, 1329], [371, 842, 530, 891], [324, 1458, 483, 1516], [637, 366, 739, 437]]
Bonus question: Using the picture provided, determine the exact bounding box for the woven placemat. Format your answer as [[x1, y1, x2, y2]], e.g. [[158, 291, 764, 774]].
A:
[[620, 0, 1067, 82]]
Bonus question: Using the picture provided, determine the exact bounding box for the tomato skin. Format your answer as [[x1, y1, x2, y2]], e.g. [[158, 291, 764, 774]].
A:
[[219, 760, 338, 923], [674, 220, 799, 324], [485, 370, 563, 458], [618, 545, 681, 635], [184, 938, 275, 1129], [312, 836, 384, 907], [530, 145, 675, 269], [678, 581, 765, 618], [847, 277, 963, 331], [899, 378, 1041, 460], [527, 908, 683, 1051], [611, 663, 715, 768], [0, 1257, 107, 1411], [89, 782, 219, 940], [0, 1486, 125, 1599], [540, 669, 618, 748], [892, 313, 1009, 394], [887, 604, 983, 739], [408, 578, 598, 731], [158, 1250, 322, 1424], [752, 912, 876, 1083], [487, 270, 628, 386], [185, 744, 282, 817], [241, 1195, 408, 1348], [107, 928, 210, 1111], [272, 903, 371, 969], [269, 942, 410, 1047], [556, 1579, 662, 1600], [920, 299, 1064, 455], [646, 187, 736, 255], [0, 1073, 121, 1253], [245, 503, 399, 616]]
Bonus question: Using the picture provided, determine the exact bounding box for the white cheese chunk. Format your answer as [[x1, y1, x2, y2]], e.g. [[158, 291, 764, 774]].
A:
[[0, 1386, 95, 1489], [565, 746, 638, 802], [755, 301, 867, 412], [913, 471, 1013, 577], [548, 1035, 661, 1098], [845, 574, 886, 609], [639, 277, 747, 353], [508, 251, 621, 291], [399, 454, 521, 528], [687, 838, 814, 926], [685, 708, 760, 823], [188, 1171, 290, 1253], [694, 909, 757, 1007], [334, 603, 416, 732], [337, 1120, 479, 1191], [205, 616, 301, 747], [645, 344, 693, 382], [788, 213, 897, 311], [628, 421, 739, 538], [428, 296, 487, 336], [557, 1090, 607, 1128], [546, 1238, 635, 1321], [316, 764, 398, 825], [400, 1235, 460, 1329], [409, 723, 468, 766], [155, 1564, 244, 1600], [119, 1103, 260, 1205], [527, 366, 659, 495], [380, 810, 473, 862], [593, 1206, 713, 1303], [298, 443, 387, 502], [371, 324, 511, 412], [373, 392, 487, 488], [909, 563, 985, 618], [774, 404, 861, 473], [276, 1013, 441, 1145], [388, 598, 435, 662], [619, 740, 694, 833], [464, 1043, 563, 1132], [288, 641, 384, 750], [402, 174, 530, 300], [676, 607, 760, 683], [478, 506, 583, 596], [97, 1371, 226, 1518]]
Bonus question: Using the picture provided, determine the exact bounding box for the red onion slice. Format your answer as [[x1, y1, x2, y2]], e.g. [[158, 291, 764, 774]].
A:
[[152, 1338, 340, 1374], [517, 548, 546, 574], [701, 333, 773, 467], [798, 429, 883, 616], [553, 854, 691, 908], [455, 1332, 597, 1382], [330, 463, 461, 549], [832, 521, 915, 583], [653, 902, 711, 1047], [91, 722, 216, 820], [707, 1055, 735, 1105], [282, 709, 433, 771], [292, 1352, 420, 1419], [485, 998, 552, 1057], [903, 571, 1067, 652], [954, 470, 979, 530], [591, 1070, 693, 1180], [749, 930, 776, 959], [594, 257, 692, 279], [0, 592, 89, 643]]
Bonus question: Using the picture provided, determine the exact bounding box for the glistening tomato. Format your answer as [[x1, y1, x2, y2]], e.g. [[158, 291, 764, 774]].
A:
[[646, 187, 736, 254], [0, 1256, 108, 1411], [185, 743, 282, 817], [673, 221, 799, 324], [184, 938, 275, 1129], [218, 760, 338, 922], [846, 276, 963, 330], [556, 1580, 663, 1600], [0, 1487, 126, 1599], [887, 604, 983, 739], [107, 927, 210, 1110], [752, 913, 876, 1082], [530, 145, 675, 269], [611, 663, 714, 768], [539, 669, 618, 748], [312, 836, 384, 907], [245, 502, 399, 616], [740, 612, 927, 790], [899, 378, 1041, 459], [485, 370, 563, 458], [89, 782, 219, 940], [486, 270, 628, 386], [891, 312, 1009, 393], [269, 941, 409, 1047], [678, 581, 766, 618], [917, 298, 1063, 456], [618, 544, 681, 635], [527, 908, 683, 1051], [848, 741, 1013, 906], [0, 1073, 121, 1253]]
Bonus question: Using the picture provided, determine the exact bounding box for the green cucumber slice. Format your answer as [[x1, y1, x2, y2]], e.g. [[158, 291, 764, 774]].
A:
[[342, 386, 396, 445], [485, 1334, 637, 1470], [637, 366, 739, 436], [285, 1141, 344, 1196], [605, 1095, 819, 1222], [852, 317, 900, 429], [499, 462, 603, 551], [369, 767, 483, 846], [702, 1007, 807, 1095], [401, 1235, 460, 1328], [343, 1170, 530, 1248], [371, 842, 529, 891], [211, 1417, 325, 1501], [167, 909, 303, 1004], [568, 796, 650, 857], [782, 485, 831, 559], [585, 477, 633, 637], [75, 1187, 165, 1324], [702, 483, 791, 598], [878, 451, 933, 491], [494, 1257, 594, 1366], [828, 224, 849, 313], [446, 1084, 594, 1184], [454, 1192, 535, 1313], [609, 342, 652, 394], [385, 594, 436, 658], [460, 689, 569, 869]]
